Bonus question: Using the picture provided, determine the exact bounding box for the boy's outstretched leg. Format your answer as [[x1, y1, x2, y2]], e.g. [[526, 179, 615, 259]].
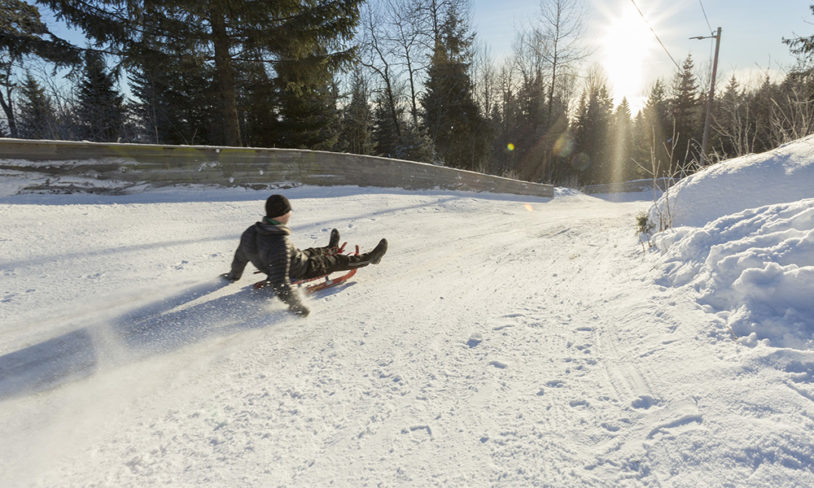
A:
[[302, 239, 388, 278]]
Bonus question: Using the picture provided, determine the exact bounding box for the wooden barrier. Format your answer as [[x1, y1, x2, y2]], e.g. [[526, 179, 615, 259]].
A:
[[0, 139, 554, 198]]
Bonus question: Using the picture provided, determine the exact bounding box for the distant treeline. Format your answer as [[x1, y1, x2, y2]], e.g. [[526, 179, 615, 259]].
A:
[[3, 0, 813, 186]]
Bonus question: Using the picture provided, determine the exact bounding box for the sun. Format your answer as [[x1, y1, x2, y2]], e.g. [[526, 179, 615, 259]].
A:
[[597, 3, 659, 113]]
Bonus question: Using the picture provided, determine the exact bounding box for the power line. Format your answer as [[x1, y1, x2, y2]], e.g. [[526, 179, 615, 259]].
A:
[[698, 0, 713, 34], [628, 0, 681, 71]]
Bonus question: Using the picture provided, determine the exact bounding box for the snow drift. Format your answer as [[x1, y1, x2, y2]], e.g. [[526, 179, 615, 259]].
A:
[[649, 134, 814, 228], [650, 136, 814, 348]]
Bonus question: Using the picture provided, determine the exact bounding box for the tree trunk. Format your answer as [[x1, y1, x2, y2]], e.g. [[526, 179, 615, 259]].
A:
[[210, 9, 241, 147], [0, 69, 17, 138], [0, 92, 16, 138], [384, 76, 402, 138], [405, 53, 419, 127]]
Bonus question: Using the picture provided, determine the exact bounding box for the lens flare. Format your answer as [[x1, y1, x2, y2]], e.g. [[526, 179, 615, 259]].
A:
[[553, 133, 574, 158], [571, 153, 591, 171], [524, 203, 534, 212]]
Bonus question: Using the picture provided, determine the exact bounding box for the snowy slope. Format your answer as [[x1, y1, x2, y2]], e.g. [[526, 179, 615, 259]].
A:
[[649, 136, 814, 349], [1, 139, 814, 487]]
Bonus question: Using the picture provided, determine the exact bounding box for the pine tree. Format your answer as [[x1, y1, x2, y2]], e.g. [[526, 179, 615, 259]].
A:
[[609, 98, 634, 182], [631, 112, 650, 178], [749, 75, 779, 153], [41, 0, 362, 147], [75, 50, 125, 142], [669, 55, 702, 170], [421, 3, 488, 170], [571, 73, 613, 184], [338, 71, 374, 155], [571, 91, 591, 178], [398, 121, 435, 162], [128, 65, 171, 144], [128, 38, 217, 145], [512, 70, 546, 180], [125, 4, 212, 145], [16, 72, 55, 139], [272, 49, 341, 150], [372, 91, 403, 158], [488, 66, 521, 177], [783, 5, 814, 74], [542, 113, 572, 185], [638, 79, 672, 177], [238, 55, 277, 148]]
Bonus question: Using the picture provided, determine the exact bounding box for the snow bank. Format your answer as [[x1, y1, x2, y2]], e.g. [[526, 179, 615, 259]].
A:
[[655, 199, 814, 348], [649, 135, 814, 228], [651, 136, 814, 349]]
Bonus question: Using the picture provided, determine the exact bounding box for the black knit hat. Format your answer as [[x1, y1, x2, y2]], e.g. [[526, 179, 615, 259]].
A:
[[265, 194, 291, 218]]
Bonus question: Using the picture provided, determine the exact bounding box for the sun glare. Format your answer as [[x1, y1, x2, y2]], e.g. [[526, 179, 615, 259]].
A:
[[598, 4, 658, 113]]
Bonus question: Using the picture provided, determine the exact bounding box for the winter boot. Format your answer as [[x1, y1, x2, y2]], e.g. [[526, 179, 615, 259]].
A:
[[329, 228, 340, 248], [360, 238, 388, 265], [367, 238, 388, 264], [348, 239, 388, 268]]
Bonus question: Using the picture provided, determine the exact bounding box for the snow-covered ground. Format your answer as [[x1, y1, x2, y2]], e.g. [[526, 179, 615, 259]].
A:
[[1, 136, 813, 487]]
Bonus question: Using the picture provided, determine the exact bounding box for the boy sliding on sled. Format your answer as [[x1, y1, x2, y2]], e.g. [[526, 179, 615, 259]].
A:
[[222, 194, 388, 317]]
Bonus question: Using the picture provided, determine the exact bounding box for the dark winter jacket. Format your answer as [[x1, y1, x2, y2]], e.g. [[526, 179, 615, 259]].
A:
[[228, 219, 307, 309]]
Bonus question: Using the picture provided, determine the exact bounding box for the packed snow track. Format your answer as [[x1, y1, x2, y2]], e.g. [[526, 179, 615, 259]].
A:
[[1, 186, 813, 487]]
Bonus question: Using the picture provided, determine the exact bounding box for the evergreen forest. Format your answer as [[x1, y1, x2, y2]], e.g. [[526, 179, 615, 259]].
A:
[[2, 0, 814, 187]]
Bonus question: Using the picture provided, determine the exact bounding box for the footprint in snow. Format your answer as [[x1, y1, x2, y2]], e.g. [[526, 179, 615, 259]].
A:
[[632, 395, 660, 410], [402, 425, 432, 437], [467, 333, 482, 348]]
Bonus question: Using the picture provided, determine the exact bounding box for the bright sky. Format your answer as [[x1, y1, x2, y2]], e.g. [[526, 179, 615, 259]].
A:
[[471, 0, 812, 113]]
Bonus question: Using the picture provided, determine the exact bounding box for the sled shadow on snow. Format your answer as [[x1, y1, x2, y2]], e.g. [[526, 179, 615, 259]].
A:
[[0, 280, 318, 401]]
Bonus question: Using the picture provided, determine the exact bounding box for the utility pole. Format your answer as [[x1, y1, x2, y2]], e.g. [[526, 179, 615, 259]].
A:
[[692, 27, 722, 166]]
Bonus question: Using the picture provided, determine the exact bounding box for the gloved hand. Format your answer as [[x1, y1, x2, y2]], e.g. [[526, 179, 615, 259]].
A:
[[221, 272, 239, 282], [289, 303, 310, 317]]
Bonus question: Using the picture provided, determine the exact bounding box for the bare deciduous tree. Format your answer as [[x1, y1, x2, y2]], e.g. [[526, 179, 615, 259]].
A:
[[536, 0, 588, 117], [360, 3, 403, 139], [386, 0, 433, 126], [769, 84, 814, 145], [472, 43, 497, 118], [712, 78, 757, 158]]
